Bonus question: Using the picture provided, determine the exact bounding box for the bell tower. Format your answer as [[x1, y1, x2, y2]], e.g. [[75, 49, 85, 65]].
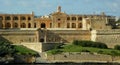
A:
[[57, 6, 61, 12]]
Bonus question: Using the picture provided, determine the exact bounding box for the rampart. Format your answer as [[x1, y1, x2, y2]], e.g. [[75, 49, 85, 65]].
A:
[[46, 52, 120, 63], [91, 29, 120, 48]]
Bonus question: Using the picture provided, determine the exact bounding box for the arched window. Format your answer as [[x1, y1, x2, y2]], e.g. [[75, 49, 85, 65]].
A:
[[28, 23, 31, 28], [72, 17, 76, 21], [78, 23, 82, 28], [21, 23, 26, 28], [41, 23, 46, 28], [28, 17, 31, 20], [78, 17, 82, 21], [6, 23, 11, 28], [14, 23, 18, 28], [20, 16, 26, 20], [13, 16, 18, 20], [72, 23, 76, 28], [67, 23, 70, 28], [67, 17, 70, 20], [34, 23, 36, 28], [0, 16, 3, 20], [5, 16, 11, 20]]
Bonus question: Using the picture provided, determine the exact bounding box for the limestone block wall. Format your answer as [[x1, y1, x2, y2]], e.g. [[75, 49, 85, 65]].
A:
[[0, 29, 39, 44], [91, 29, 120, 48], [43, 30, 91, 43], [18, 42, 62, 53], [47, 52, 120, 63]]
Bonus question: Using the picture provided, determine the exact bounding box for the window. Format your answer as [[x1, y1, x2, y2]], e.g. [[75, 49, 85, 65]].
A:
[[14, 23, 18, 28], [58, 18, 61, 21], [13, 16, 18, 20], [20, 16, 26, 20], [5, 16, 11, 20], [72, 17, 76, 21], [28, 23, 31, 28], [34, 23, 36, 28], [67, 17, 70, 20], [67, 23, 70, 28], [78, 23, 82, 28], [6, 23, 11, 28], [72, 23, 76, 28], [78, 17, 82, 21], [0, 16, 3, 20], [28, 17, 31, 20], [21, 23, 26, 28]]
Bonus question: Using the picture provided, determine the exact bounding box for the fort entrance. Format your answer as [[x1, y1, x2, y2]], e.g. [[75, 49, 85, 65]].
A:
[[41, 23, 46, 28]]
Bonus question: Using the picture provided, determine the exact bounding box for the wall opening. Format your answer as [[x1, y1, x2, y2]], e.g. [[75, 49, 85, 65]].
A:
[[28, 23, 31, 28], [41, 23, 46, 28], [40, 38, 44, 42]]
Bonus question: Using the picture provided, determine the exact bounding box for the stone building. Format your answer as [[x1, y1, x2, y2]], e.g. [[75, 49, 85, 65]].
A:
[[0, 6, 115, 30], [0, 6, 118, 52]]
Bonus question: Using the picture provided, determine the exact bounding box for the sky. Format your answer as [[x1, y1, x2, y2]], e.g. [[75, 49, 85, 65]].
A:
[[0, 0, 120, 16]]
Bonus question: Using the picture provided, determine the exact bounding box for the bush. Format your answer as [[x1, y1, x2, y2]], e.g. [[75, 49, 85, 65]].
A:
[[81, 49, 90, 52], [50, 49, 63, 55], [97, 50, 103, 54], [72, 40, 108, 49], [114, 45, 120, 50]]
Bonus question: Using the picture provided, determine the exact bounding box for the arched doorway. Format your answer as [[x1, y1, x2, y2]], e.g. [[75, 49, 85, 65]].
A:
[[21, 23, 26, 28], [6, 23, 11, 28], [14, 23, 18, 28], [41, 23, 46, 28], [28, 23, 31, 28]]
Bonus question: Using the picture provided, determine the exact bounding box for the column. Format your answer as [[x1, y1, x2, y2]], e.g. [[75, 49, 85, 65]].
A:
[[3, 16, 5, 29], [18, 16, 21, 28], [26, 16, 28, 28], [10, 16, 13, 28]]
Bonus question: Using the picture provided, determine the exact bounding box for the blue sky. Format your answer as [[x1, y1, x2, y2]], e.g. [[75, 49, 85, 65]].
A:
[[0, 0, 120, 16]]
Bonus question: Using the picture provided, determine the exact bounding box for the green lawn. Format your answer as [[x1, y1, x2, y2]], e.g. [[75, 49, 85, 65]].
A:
[[47, 44, 120, 56], [14, 45, 38, 55]]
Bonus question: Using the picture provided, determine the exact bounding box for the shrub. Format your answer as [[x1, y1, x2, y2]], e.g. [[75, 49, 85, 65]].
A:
[[81, 49, 90, 52], [114, 45, 120, 50], [72, 40, 108, 49], [50, 49, 63, 55], [97, 50, 103, 54]]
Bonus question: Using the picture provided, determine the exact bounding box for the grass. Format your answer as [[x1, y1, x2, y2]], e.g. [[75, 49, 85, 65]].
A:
[[14, 45, 38, 55], [47, 44, 120, 56]]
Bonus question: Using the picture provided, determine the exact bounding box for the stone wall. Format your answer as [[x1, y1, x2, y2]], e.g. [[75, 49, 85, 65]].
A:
[[0, 28, 39, 44], [16, 42, 62, 53], [47, 52, 120, 63], [91, 29, 120, 48], [39, 29, 91, 43]]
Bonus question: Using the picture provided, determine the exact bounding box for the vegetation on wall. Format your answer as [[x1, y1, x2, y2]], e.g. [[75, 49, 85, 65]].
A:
[[0, 41, 14, 56], [47, 40, 120, 56], [0, 41, 38, 57], [114, 45, 120, 50], [72, 40, 108, 49]]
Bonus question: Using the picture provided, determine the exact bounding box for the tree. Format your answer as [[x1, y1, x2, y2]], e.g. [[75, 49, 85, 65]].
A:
[[0, 41, 15, 56]]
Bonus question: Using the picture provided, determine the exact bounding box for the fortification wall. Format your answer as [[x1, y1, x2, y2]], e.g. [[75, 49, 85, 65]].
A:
[[91, 29, 120, 48], [45, 30, 91, 43], [0, 29, 39, 44], [47, 52, 120, 63]]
